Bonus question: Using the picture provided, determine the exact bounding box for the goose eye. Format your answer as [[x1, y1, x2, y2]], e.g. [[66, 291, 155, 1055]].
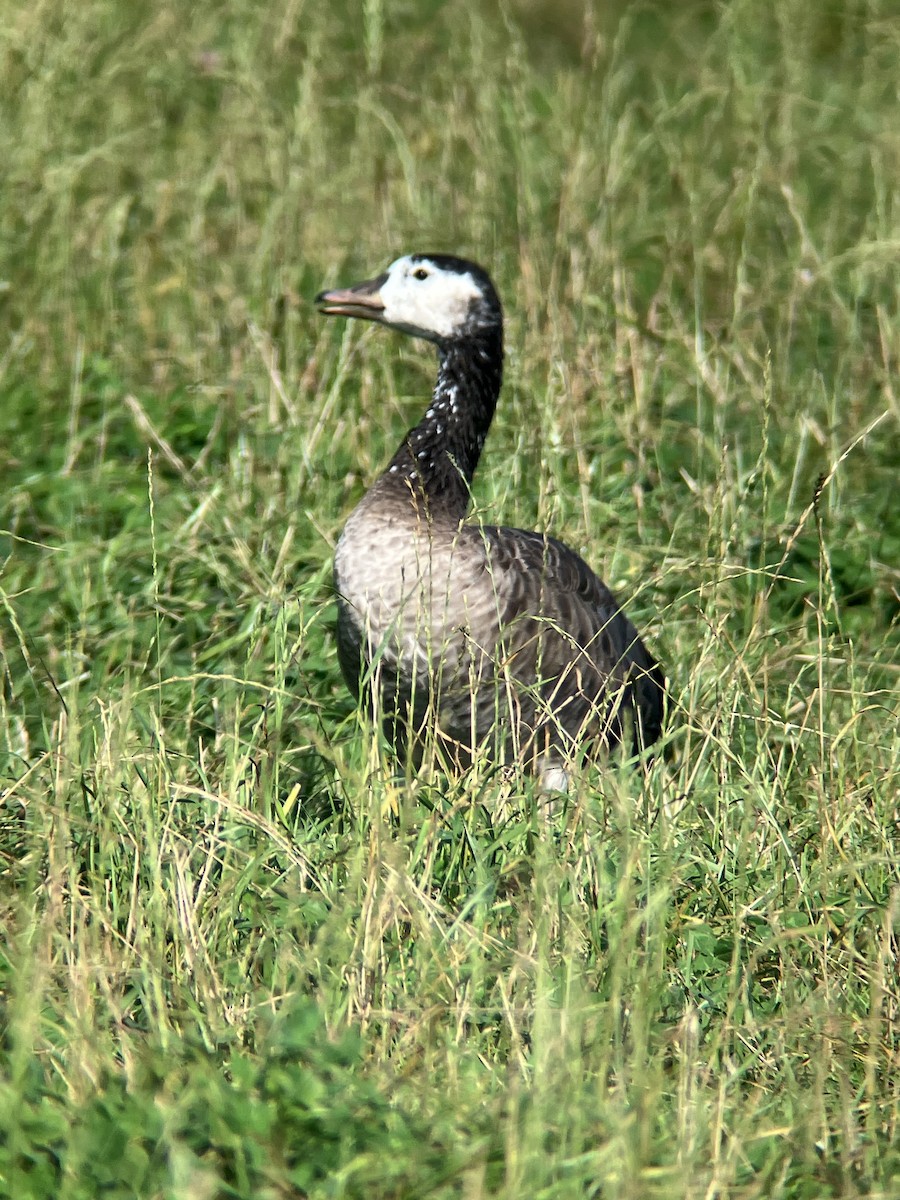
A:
[[412, 268, 430, 281]]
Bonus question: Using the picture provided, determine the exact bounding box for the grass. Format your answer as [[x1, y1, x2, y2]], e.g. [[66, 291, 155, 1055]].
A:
[[1, 0, 898, 1195]]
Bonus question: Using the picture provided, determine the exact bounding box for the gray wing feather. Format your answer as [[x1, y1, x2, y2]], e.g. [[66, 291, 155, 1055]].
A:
[[459, 525, 665, 756]]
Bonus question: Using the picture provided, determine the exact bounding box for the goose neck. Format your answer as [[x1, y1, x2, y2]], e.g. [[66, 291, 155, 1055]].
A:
[[382, 329, 503, 518]]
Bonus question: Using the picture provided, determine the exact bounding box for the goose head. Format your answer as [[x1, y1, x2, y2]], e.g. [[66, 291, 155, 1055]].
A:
[[316, 254, 502, 345]]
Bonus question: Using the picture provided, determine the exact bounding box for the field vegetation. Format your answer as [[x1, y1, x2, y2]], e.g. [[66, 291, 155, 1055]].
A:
[[1, 0, 898, 1196]]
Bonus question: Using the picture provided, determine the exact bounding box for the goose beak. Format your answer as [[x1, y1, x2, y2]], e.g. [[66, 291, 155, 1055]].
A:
[[315, 273, 388, 321]]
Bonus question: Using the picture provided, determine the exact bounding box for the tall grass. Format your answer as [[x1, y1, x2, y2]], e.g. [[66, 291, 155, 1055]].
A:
[[1, 0, 898, 1196]]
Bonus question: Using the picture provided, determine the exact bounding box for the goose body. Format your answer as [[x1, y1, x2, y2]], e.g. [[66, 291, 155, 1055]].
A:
[[317, 254, 664, 782]]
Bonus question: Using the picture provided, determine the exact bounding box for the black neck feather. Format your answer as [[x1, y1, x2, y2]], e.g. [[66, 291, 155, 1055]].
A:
[[381, 327, 503, 519]]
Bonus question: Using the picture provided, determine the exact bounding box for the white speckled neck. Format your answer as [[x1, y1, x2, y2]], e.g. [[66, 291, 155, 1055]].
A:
[[381, 329, 503, 519]]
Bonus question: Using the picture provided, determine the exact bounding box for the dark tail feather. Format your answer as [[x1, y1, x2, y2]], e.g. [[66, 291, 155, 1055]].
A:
[[631, 655, 666, 758]]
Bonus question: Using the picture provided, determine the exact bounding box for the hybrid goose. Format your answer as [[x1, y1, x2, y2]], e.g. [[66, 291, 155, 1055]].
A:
[[316, 254, 664, 787]]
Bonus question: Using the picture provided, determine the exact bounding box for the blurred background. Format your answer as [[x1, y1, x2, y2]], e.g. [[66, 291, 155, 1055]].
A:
[[1, 2, 898, 1196]]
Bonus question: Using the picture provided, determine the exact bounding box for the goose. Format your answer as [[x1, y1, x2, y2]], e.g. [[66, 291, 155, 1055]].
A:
[[316, 254, 664, 788]]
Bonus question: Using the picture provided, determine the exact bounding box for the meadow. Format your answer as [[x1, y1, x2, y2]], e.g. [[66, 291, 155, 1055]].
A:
[[1, 0, 898, 1196]]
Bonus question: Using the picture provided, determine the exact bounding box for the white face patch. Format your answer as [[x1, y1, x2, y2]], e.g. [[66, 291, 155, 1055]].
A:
[[379, 256, 483, 341]]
